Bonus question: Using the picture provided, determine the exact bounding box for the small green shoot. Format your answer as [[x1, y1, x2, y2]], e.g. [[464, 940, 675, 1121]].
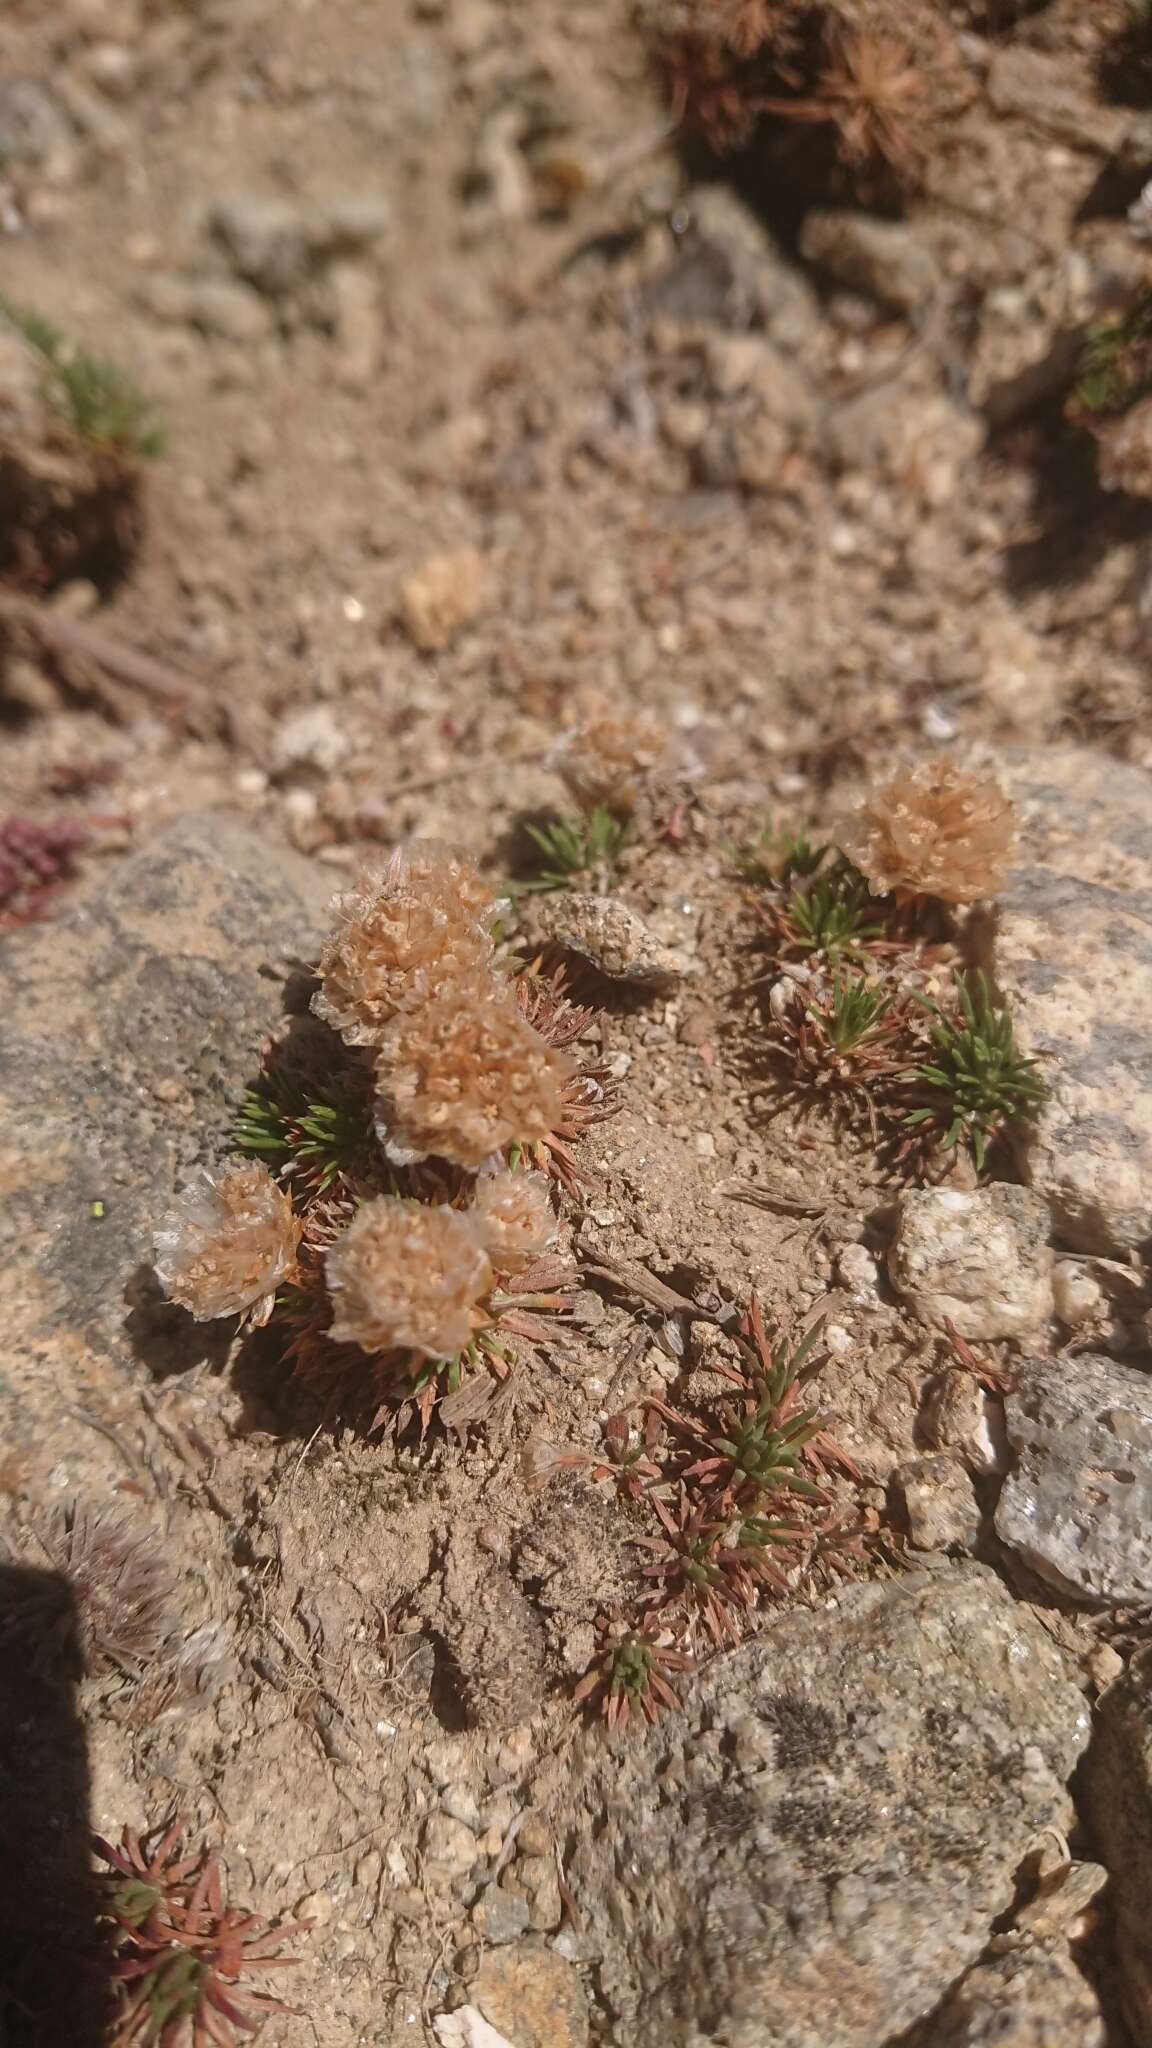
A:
[[730, 821, 829, 888], [233, 1078, 373, 1194], [903, 970, 1046, 1170], [0, 293, 166, 456], [1073, 296, 1152, 421], [518, 804, 629, 892], [573, 1627, 693, 1731], [816, 974, 894, 1054], [702, 1400, 825, 1496], [786, 864, 884, 961]]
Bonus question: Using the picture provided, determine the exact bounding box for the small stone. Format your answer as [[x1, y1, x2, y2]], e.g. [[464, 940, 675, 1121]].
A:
[[531, 894, 697, 991], [694, 1131, 716, 1159], [441, 1785, 483, 1830], [799, 209, 938, 317], [893, 1454, 981, 1553], [516, 1814, 552, 1859], [295, 1889, 334, 1925], [433, 2007, 516, 2048], [472, 1942, 590, 2048], [888, 1186, 1053, 1341], [423, 1814, 480, 1880], [836, 1243, 880, 1305], [272, 704, 349, 777], [1052, 1261, 1103, 1328], [472, 1890, 532, 1946], [996, 1353, 1152, 1604], [400, 547, 489, 653]]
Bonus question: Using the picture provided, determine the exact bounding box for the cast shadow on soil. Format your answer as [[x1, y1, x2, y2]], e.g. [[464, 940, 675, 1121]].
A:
[[0, 1565, 108, 2047], [995, 412, 1152, 600], [124, 1263, 237, 1382]]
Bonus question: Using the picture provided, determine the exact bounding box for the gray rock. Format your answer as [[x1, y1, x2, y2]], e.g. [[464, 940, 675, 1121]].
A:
[[540, 1569, 1089, 2048], [1084, 1646, 1152, 2045], [471, 1889, 531, 1946], [995, 1352, 1152, 1605], [888, 1185, 1053, 1340], [644, 186, 823, 357], [907, 1943, 1105, 2048], [423, 1813, 480, 1881], [997, 748, 1152, 1255], [137, 272, 273, 343], [0, 815, 332, 1486], [893, 1453, 981, 1552], [800, 210, 938, 317], [0, 78, 78, 179], [208, 192, 390, 297], [824, 385, 982, 506]]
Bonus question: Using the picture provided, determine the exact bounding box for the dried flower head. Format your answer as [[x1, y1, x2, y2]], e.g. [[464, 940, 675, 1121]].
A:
[[4, 1503, 174, 1677], [471, 1168, 557, 1275], [325, 1197, 493, 1360], [841, 759, 1015, 904], [378, 978, 573, 1170], [154, 1159, 302, 1324], [554, 704, 667, 816], [313, 842, 497, 1048]]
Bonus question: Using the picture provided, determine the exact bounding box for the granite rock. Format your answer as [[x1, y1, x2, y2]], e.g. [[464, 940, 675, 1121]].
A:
[[997, 748, 1152, 1255], [995, 1352, 1152, 1605], [888, 1185, 1053, 1341], [537, 1568, 1089, 2048]]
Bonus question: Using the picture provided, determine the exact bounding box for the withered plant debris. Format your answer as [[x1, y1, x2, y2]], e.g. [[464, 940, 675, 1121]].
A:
[[644, 1, 970, 200], [2, 1502, 175, 1679]]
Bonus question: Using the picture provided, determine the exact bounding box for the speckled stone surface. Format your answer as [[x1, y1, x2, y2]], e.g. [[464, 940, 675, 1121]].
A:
[[535, 1568, 1089, 2048], [996, 1351, 1152, 1605], [0, 814, 332, 1486], [997, 748, 1152, 1255]]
